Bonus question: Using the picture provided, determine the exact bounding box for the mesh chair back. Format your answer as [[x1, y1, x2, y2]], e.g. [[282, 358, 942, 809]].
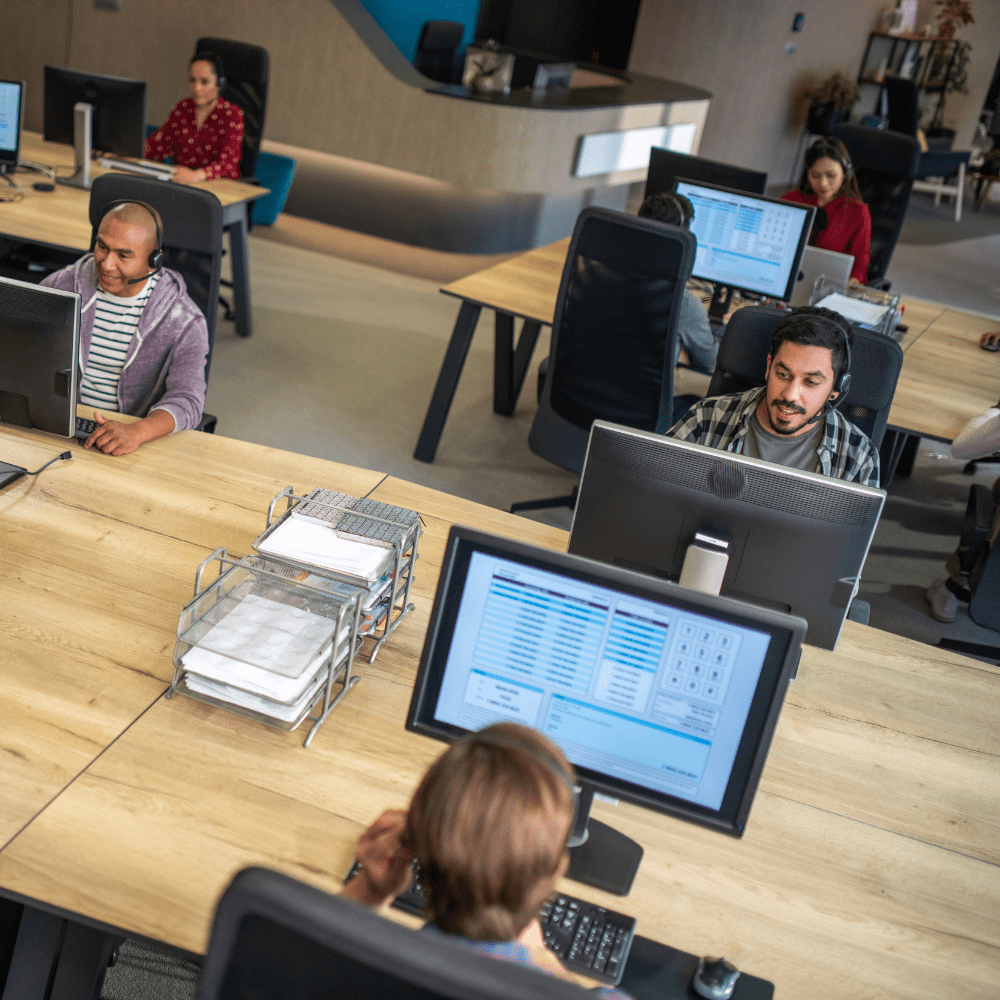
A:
[[88, 173, 223, 377], [706, 306, 903, 449], [196, 868, 591, 1000], [833, 124, 920, 284], [195, 37, 270, 179], [529, 208, 695, 474], [414, 21, 463, 83]]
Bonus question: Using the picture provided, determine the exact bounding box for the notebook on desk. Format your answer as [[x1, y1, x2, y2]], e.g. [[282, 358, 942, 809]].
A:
[[789, 246, 854, 308], [97, 156, 174, 181]]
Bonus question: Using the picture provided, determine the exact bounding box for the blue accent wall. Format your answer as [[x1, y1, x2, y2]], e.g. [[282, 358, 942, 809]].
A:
[[358, 1, 479, 64]]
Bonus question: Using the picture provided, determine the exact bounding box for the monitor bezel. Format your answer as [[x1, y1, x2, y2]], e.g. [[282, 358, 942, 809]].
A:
[[674, 176, 815, 303], [0, 276, 81, 438], [0, 79, 24, 170], [43, 65, 147, 158], [644, 147, 767, 200], [407, 526, 806, 838]]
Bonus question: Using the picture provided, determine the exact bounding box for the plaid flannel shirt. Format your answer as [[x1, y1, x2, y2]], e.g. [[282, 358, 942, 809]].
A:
[[667, 387, 880, 488]]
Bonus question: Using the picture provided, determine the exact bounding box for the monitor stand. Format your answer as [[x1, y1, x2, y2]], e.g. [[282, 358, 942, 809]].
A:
[[565, 785, 643, 896], [58, 102, 92, 190]]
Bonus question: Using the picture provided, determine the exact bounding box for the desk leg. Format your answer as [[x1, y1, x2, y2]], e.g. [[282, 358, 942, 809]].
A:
[[880, 430, 918, 485], [493, 315, 542, 416], [225, 205, 253, 339], [414, 301, 482, 463]]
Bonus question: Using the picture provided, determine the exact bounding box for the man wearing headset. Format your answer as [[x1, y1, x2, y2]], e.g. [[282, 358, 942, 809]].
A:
[[41, 201, 209, 456], [667, 308, 880, 488]]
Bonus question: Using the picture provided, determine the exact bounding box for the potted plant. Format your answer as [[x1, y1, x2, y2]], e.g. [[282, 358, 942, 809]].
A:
[[803, 72, 862, 135], [926, 0, 975, 138]]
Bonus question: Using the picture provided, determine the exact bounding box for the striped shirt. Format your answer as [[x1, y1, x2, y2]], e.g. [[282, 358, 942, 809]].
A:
[[80, 275, 159, 411], [667, 386, 881, 488]]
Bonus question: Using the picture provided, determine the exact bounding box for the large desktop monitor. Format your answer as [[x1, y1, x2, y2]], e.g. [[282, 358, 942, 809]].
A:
[[674, 178, 814, 309], [407, 526, 806, 895], [644, 147, 767, 201], [0, 80, 24, 175], [0, 276, 80, 444], [43, 66, 146, 170], [568, 422, 886, 651]]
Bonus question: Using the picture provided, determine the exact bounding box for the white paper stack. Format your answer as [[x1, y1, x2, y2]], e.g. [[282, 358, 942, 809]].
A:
[[815, 292, 889, 328], [257, 517, 392, 585]]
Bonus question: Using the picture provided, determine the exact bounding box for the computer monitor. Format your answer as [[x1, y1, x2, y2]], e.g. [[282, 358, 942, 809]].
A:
[[0, 276, 80, 443], [568, 422, 886, 651], [407, 525, 806, 895], [674, 178, 815, 307], [43, 66, 146, 188], [0, 80, 24, 175], [644, 147, 767, 200]]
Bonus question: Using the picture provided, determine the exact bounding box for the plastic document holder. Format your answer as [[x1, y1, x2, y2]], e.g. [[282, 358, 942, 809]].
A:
[[811, 279, 902, 341]]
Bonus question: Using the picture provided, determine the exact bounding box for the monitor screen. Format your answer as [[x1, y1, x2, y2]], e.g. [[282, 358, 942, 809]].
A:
[[0, 80, 23, 170], [408, 526, 805, 857], [644, 147, 767, 200], [43, 66, 146, 158], [0, 276, 81, 437], [569, 422, 886, 651], [674, 179, 814, 303]]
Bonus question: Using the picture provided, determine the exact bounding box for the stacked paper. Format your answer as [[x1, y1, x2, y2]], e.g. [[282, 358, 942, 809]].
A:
[[258, 517, 392, 585]]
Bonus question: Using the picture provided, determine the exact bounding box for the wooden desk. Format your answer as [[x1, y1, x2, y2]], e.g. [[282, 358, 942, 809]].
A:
[[414, 239, 995, 462], [1, 423, 998, 1000], [1, 133, 268, 339]]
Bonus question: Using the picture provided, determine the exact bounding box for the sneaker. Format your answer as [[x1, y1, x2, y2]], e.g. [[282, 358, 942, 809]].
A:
[[925, 578, 959, 622]]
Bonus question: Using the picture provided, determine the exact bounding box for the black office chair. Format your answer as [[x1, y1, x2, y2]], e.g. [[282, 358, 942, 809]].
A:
[[196, 867, 591, 1000], [510, 208, 695, 513], [414, 21, 464, 84], [832, 123, 921, 286], [939, 484, 1000, 662], [195, 37, 270, 323], [882, 79, 971, 219], [706, 306, 904, 452], [194, 37, 270, 181], [88, 173, 223, 431]]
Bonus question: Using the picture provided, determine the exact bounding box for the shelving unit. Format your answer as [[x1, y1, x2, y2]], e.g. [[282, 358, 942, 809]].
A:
[[857, 31, 964, 129]]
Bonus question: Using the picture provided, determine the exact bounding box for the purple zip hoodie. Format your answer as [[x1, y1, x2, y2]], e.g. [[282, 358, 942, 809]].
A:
[[41, 254, 208, 432]]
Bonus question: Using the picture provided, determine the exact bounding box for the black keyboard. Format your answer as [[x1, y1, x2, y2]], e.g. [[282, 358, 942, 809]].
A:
[[75, 416, 98, 440], [387, 875, 635, 986]]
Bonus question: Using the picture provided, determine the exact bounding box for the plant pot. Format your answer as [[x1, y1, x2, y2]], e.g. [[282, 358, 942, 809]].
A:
[[807, 103, 845, 136]]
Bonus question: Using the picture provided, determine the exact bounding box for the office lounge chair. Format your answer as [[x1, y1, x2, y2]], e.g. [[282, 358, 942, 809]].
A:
[[939, 484, 1000, 663], [511, 208, 695, 513], [196, 867, 591, 1000], [414, 21, 464, 84], [705, 306, 904, 452], [832, 123, 921, 287], [882, 79, 971, 221], [89, 173, 223, 431]]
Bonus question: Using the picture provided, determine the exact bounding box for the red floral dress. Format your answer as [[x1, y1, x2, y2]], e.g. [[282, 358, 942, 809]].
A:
[[145, 97, 244, 180]]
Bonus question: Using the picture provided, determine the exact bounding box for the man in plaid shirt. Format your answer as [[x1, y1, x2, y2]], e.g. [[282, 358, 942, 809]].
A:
[[667, 310, 880, 488]]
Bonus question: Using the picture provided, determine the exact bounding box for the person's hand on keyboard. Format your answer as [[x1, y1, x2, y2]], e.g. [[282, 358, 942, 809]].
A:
[[83, 410, 173, 456], [342, 809, 413, 909], [518, 917, 582, 982]]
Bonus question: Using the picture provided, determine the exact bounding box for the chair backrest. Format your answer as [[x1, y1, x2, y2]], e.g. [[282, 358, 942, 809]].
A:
[[195, 868, 591, 1000], [528, 208, 695, 474], [195, 37, 270, 179], [414, 21, 463, 84], [968, 485, 1000, 632], [88, 172, 223, 378], [882, 78, 920, 137], [833, 124, 920, 284], [706, 305, 904, 449]]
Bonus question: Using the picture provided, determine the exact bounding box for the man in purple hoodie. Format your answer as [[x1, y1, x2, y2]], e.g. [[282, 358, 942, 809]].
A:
[[41, 201, 209, 455]]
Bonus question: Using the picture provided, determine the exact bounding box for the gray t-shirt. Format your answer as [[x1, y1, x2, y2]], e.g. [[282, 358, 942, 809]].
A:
[[744, 409, 824, 473]]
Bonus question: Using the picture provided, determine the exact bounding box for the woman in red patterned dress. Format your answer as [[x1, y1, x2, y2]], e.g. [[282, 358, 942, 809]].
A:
[[145, 52, 244, 184]]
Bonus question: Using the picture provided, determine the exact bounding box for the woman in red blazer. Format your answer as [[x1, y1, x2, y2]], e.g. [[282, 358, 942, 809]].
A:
[[783, 137, 871, 284]]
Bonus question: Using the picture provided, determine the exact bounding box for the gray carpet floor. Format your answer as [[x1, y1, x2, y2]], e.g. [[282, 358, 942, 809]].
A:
[[102, 185, 999, 998]]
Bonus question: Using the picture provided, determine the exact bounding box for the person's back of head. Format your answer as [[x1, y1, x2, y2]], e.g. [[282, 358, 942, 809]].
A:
[[772, 306, 852, 382], [405, 723, 574, 942], [638, 192, 695, 228]]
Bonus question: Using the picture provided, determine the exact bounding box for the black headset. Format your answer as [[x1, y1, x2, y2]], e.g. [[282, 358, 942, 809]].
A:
[[97, 199, 164, 284], [192, 51, 226, 92], [806, 138, 854, 180]]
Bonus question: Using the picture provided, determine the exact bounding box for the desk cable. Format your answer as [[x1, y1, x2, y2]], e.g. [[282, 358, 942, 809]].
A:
[[25, 451, 73, 476]]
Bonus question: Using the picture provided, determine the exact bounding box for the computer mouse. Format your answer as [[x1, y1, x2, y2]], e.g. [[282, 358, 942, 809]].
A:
[[981, 339, 1000, 353], [32, 182, 55, 192], [692, 956, 741, 1000]]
